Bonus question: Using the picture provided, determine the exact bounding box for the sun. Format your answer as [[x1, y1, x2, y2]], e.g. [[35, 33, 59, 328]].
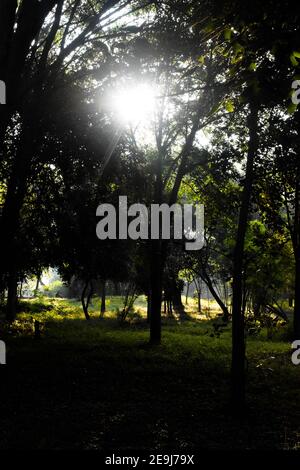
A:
[[111, 82, 156, 126]]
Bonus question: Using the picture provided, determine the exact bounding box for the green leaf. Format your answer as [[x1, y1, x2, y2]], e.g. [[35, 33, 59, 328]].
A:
[[233, 42, 244, 54], [248, 62, 257, 71], [290, 53, 299, 67], [224, 28, 232, 41], [225, 100, 235, 112], [231, 42, 244, 64], [198, 55, 205, 64]]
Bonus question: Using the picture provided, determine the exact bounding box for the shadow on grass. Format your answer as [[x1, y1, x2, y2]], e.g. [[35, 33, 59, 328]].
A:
[[0, 300, 299, 450]]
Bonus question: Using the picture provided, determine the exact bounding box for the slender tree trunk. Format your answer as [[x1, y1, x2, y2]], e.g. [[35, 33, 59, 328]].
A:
[[223, 282, 228, 306], [197, 290, 201, 313], [34, 273, 41, 297], [100, 279, 106, 317], [149, 239, 163, 344], [19, 281, 23, 298], [231, 102, 259, 413], [185, 282, 190, 305], [168, 300, 173, 317], [201, 271, 230, 320], [149, 131, 164, 344], [81, 281, 91, 320], [172, 276, 185, 317], [86, 281, 93, 317], [6, 270, 17, 322], [147, 293, 151, 323], [148, 101, 203, 343]]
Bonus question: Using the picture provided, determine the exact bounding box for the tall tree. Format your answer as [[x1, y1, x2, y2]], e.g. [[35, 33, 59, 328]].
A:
[[0, 0, 153, 319]]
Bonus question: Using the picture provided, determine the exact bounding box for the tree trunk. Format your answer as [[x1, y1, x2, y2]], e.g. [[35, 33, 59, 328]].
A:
[[231, 102, 259, 413], [167, 300, 173, 318], [6, 270, 18, 322], [149, 239, 163, 344], [201, 270, 230, 320], [197, 291, 201, 313], [100, 279, 106, 317], [149, 133, 164, 344], [81, 281, 91, 321], [148, 102, 203, 343], [185, 282, 190, 305], [19, 281, 23, 299], [34, 273, 41, 297], [147, 293, 151, 323], [172, 276, 185, 317]]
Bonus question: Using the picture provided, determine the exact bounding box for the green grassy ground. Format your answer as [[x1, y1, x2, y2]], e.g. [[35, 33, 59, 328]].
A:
[[0, 297, 300, 450]]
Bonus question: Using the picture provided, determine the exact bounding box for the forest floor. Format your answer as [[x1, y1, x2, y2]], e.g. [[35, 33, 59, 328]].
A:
[[0, 297, 300, 451]]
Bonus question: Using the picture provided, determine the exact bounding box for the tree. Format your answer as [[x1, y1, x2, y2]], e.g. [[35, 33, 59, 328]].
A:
[[254, 107, 300, 337], [0, 0, 154, 319]]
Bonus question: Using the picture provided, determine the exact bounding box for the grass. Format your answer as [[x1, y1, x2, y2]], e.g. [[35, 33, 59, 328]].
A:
[[0, 296, 300, 450]]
